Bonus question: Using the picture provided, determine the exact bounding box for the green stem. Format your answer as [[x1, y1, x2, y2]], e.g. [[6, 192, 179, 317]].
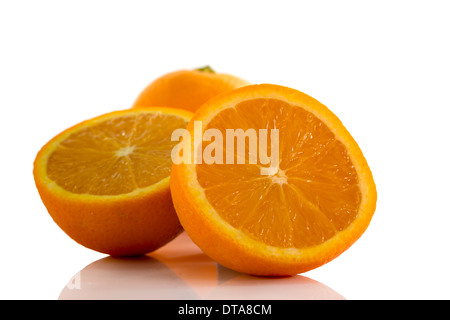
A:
[[196, 65, 215, 73]]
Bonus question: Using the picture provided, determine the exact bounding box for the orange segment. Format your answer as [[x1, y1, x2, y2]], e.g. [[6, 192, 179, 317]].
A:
[[34, 107, 192, 256], [170, 84, 377, 276], [46, 112, 187, 195], [198, 99, 362, 248]]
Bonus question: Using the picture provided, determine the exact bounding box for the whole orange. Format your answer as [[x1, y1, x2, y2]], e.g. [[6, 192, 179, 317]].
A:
[[132, 66, 249, 112]]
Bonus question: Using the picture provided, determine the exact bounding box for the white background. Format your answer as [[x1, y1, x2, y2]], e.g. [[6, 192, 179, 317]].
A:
[[1, 0, 449, 300]]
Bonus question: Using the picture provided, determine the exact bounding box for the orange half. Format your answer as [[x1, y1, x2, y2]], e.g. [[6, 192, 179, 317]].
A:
[[34, 107, 192, 256], [170, 84, 377, 276]]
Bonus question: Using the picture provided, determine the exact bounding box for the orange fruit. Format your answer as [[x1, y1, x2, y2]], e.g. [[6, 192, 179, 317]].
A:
[[132, 66, 250, 113], [34, 107, 192, 256], [170, 84, 377, 276]]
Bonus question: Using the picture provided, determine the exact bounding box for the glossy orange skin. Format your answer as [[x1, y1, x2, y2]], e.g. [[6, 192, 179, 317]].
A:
[[133, 69, 249, 112], [34, 175, 183, 256]]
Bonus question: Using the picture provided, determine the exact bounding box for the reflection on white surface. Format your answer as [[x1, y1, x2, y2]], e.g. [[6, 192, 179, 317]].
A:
[[59, 232, 344, 300]]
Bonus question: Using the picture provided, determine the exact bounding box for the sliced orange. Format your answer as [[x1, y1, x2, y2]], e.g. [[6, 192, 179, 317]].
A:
[[132, 66, 250, 113], [34, 107, 192, 256], [170, 84, 377, 276]]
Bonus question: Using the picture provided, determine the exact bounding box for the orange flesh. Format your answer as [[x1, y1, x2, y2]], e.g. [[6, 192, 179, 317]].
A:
[[196, 99, 362, 249], [47, 113, 188, 196]]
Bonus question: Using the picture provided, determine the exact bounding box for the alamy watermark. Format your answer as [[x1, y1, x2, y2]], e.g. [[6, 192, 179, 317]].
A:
[[66, 271, 81, 290], [171, 121, 280, 175]]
